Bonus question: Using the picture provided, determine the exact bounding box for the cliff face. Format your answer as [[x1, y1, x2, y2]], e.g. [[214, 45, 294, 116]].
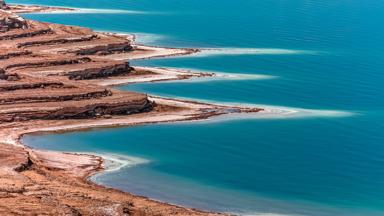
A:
[[0, 5, 153, 123], [0, 0, 8, 9], [0, 11, 28, 32], [0, 3, 262, 216]]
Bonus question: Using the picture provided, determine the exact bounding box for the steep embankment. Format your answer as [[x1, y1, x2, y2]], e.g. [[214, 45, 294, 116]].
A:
[[0, 10, 154, 123]]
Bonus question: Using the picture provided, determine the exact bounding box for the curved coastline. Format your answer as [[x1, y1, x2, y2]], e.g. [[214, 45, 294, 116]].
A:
[[0, 3, 251, 215], [0, 2, 355, 216]]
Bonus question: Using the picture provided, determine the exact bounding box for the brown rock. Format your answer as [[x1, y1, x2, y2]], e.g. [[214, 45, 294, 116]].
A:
[[0, 11, 28, 32], [0, 0, 8, 10]]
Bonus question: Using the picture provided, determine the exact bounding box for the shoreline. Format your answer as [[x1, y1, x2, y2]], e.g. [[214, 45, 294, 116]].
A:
[[7, 96, 262, 216], [0, 2, 354, 214], [0, 3, 265, 213], [5, 3, 75, 14], [0, 2, 354, 215]]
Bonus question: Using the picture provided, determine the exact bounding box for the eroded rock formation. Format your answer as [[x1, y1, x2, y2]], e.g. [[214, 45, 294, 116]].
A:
[[0, 2, 235, 216], [0, 11, 28, 32], [0, 2, 153, 123], [0, 0, 8, 10]]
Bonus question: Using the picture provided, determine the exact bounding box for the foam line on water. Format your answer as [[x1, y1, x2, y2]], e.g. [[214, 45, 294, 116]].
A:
[[206, 107, 354, 122], [95, 30, 168, 44], [252, 104, 355, 119], [59, 8, 152, 14], [185, 67, 277, 80], [214, 72, 275, 80], [221, 103, 354, 120], [93, 153, 150, 173], [151, 95, 356, 120], [13, 3, 155, 14], [36, 8, 150, 15], [236, 213, 300, 216], [132, 32, 168, 44], [192, 48, 319, 57], [145, 67, 277, 83]]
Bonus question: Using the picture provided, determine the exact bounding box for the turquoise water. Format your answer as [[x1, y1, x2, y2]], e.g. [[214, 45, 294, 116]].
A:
[[17, 0, 384, 215]]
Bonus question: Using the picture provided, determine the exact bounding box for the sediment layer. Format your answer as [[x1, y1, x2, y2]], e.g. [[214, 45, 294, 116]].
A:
[[0, 3, 262, 216], [0, 9, 154, 123]]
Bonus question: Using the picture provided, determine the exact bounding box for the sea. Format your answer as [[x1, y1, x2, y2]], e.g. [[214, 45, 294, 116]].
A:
[[14, 0, 384, 215]]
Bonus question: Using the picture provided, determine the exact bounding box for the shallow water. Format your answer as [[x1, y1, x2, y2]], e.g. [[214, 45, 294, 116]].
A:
[[17, 0, 384, 215]]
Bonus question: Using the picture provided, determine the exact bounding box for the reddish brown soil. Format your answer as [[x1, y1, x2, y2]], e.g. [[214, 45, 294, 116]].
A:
[[0, 3, 262, 215]]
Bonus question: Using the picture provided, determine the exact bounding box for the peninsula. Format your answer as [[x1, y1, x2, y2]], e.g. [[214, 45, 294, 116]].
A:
[[0, 1, 262, 215]]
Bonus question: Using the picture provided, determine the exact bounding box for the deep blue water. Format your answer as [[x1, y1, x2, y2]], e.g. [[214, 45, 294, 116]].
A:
[[16, 0, 384, 215]]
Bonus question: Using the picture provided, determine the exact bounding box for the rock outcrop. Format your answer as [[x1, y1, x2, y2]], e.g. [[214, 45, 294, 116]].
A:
[[0, 0, 8, 10], [0, 68, 6, 80], [0, 67, 19, 81], [0, 3, 262, 216], [0, 6, 151, 123], [0, 11, 28, 32]]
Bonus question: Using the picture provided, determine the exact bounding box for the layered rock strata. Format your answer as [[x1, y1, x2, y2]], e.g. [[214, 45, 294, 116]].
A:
[[0, 0, 7, 9], [0, 11, 28, 32], [0, 11, 152, 123], [0, 2, 261, 216]]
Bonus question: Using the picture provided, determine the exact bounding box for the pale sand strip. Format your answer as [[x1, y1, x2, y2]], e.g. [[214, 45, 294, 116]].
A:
[[99, 45, 199, 61], [92, 66, 213, 86]]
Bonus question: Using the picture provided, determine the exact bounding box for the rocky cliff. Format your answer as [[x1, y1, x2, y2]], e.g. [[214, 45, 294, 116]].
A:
[[0, 0, 8, 10], [0, 11, 28, 32], [0, 3, 153, 123]]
